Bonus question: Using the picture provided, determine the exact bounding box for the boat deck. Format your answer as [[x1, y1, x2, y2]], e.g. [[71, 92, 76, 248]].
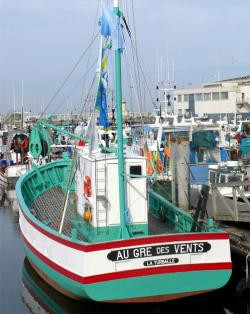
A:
[[148, 212, 175, 234], [30, 187, 175, 241], [30, 187, 77, 238]]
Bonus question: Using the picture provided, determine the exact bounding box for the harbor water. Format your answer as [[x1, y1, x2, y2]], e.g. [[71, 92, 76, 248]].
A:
[[1, 204, 250, 314]]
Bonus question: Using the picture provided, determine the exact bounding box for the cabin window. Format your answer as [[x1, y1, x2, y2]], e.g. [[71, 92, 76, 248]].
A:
[[178, 95, 182, 102], [220, 174, 226, 183], [184, 94, 189, 102], [221, 92, 229, 100], [130, 165, 142, 177]]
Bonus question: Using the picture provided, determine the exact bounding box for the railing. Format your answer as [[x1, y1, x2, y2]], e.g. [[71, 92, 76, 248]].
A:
[[16, 158, 72, 208], [149, 189, 212, 233]]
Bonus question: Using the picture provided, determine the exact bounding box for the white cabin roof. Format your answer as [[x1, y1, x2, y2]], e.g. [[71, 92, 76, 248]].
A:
[[78, 148, 145, 162]]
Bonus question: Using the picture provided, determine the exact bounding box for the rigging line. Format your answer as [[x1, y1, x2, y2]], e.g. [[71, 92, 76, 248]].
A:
[[81, 0, 101, 106], [123, 37, 144, 128], [125, 30, 142, 115], [123, 43, 133, 113], [40, 32, 99, 118], [121, 1, 142, 114], [121, 31, 133, 113], [51, 58, 98, 115], [59, 71, 98, 223], [128, 35, 157, 109], [79, 72, 98, 116], [130, 0, 143, 111]]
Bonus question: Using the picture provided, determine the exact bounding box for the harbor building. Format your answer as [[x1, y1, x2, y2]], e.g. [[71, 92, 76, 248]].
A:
[[173, 75, 250, 120]]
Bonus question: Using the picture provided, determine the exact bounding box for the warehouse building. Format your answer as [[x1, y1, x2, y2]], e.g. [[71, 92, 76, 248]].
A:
[[173, 75, 250, 120]]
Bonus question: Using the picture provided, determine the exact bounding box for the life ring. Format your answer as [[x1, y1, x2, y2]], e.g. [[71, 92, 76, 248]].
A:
[[83, 176, 92, 197]]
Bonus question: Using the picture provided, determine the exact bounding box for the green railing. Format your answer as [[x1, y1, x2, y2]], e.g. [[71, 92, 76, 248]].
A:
[[149, 189, 210, 233], [17, 159, 72, 208]]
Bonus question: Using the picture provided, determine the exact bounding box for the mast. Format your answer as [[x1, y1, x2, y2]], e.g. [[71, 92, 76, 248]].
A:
[[21, 80, 24, 129], [114, 0, 129, 239], [13, 88, 16, 128]]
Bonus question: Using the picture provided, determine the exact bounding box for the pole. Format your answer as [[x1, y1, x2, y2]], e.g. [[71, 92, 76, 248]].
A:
[[114, 0, 129, 239], [21, 80, 24, 129], [13, 88, 16, 128]]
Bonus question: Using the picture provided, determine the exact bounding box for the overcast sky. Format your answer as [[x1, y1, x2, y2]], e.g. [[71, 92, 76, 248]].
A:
[[1, 0, 250, 114]]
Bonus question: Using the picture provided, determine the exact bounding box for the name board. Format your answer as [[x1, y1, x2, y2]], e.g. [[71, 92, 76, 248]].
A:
[[144, 258, 179, 267], [107, 242, 211, 262]]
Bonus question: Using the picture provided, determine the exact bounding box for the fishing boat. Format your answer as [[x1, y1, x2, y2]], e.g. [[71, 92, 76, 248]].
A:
[[17, 1, 232, 303]]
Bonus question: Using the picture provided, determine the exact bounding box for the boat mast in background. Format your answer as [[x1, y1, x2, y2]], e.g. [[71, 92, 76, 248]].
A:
[[13, 88, 16, 129], [21, 80, 24, 129]]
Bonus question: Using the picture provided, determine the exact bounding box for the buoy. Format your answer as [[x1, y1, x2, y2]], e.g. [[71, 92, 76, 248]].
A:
[[83, 204, 92, 223]]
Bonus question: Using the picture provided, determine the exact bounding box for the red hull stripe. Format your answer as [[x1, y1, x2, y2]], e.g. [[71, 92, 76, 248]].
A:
[[22, 232, 232, 285], [20, 206, 230, 252]]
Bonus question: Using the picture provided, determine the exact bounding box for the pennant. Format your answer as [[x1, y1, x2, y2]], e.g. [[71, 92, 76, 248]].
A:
[[144, 141, 154, 175], [85, 114, 98, 156], [164, 134, 171, 159]]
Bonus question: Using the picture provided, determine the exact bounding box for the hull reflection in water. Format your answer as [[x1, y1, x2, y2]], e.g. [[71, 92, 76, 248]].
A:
[[22, 257, 247, 314], [22, 258, 85, 314]]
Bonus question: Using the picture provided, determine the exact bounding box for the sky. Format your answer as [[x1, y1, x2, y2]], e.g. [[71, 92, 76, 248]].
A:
[[1, 0, 250, 114]]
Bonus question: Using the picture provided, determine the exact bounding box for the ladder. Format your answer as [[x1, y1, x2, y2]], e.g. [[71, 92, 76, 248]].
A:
[[95, 159, 108, 232]]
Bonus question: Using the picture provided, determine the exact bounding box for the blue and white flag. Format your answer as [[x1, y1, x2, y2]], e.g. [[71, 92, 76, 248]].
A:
[[101, 4, 124, 51], [96, 78, 109, 128], [95, 41, 109, 128]]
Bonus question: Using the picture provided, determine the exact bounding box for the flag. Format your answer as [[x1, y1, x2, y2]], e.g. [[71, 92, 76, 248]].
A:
[[156, 149, 164, 173], [101, 4, 124, 51], [85, 113, 98, 156], [156, 123, 163, 149], [96, 40, 110, 128], [144, 141, 154, 175], [96, 79, 109, 128], [164, 134, 171, 160]]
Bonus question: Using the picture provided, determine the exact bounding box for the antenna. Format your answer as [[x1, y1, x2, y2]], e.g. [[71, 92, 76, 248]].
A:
[[172, 58, 175, 86], [167, 47, 170, 84], [160, 57, 163, 83], [13, 87, 16, 128]]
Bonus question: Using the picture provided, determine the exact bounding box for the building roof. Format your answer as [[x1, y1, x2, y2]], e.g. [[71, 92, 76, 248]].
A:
[[219, 75, 250, 83]]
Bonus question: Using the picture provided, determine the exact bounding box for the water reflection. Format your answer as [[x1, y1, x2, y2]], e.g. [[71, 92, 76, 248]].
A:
[[21, 257, 250, 314]]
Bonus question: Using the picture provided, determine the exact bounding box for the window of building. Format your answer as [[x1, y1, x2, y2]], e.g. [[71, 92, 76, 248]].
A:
[[130, 165, 142, 177], [212, 92, 220, 100], [228, 175, 241, 183], [195, 93, 203, 101], [178, 95, 182, 102], [178, 109, 182, 115], [184, 94, 189, 102], [219, 174, 226, 183], [221, 92, 229, 100], [204, 93, 211, 101], [209, 171, 216, 183]]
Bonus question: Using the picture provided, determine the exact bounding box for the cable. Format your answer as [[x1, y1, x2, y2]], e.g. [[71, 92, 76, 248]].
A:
[[81, 0, 101, 108], [40, 32, 99, 118], [51, 58, 98, 115]]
